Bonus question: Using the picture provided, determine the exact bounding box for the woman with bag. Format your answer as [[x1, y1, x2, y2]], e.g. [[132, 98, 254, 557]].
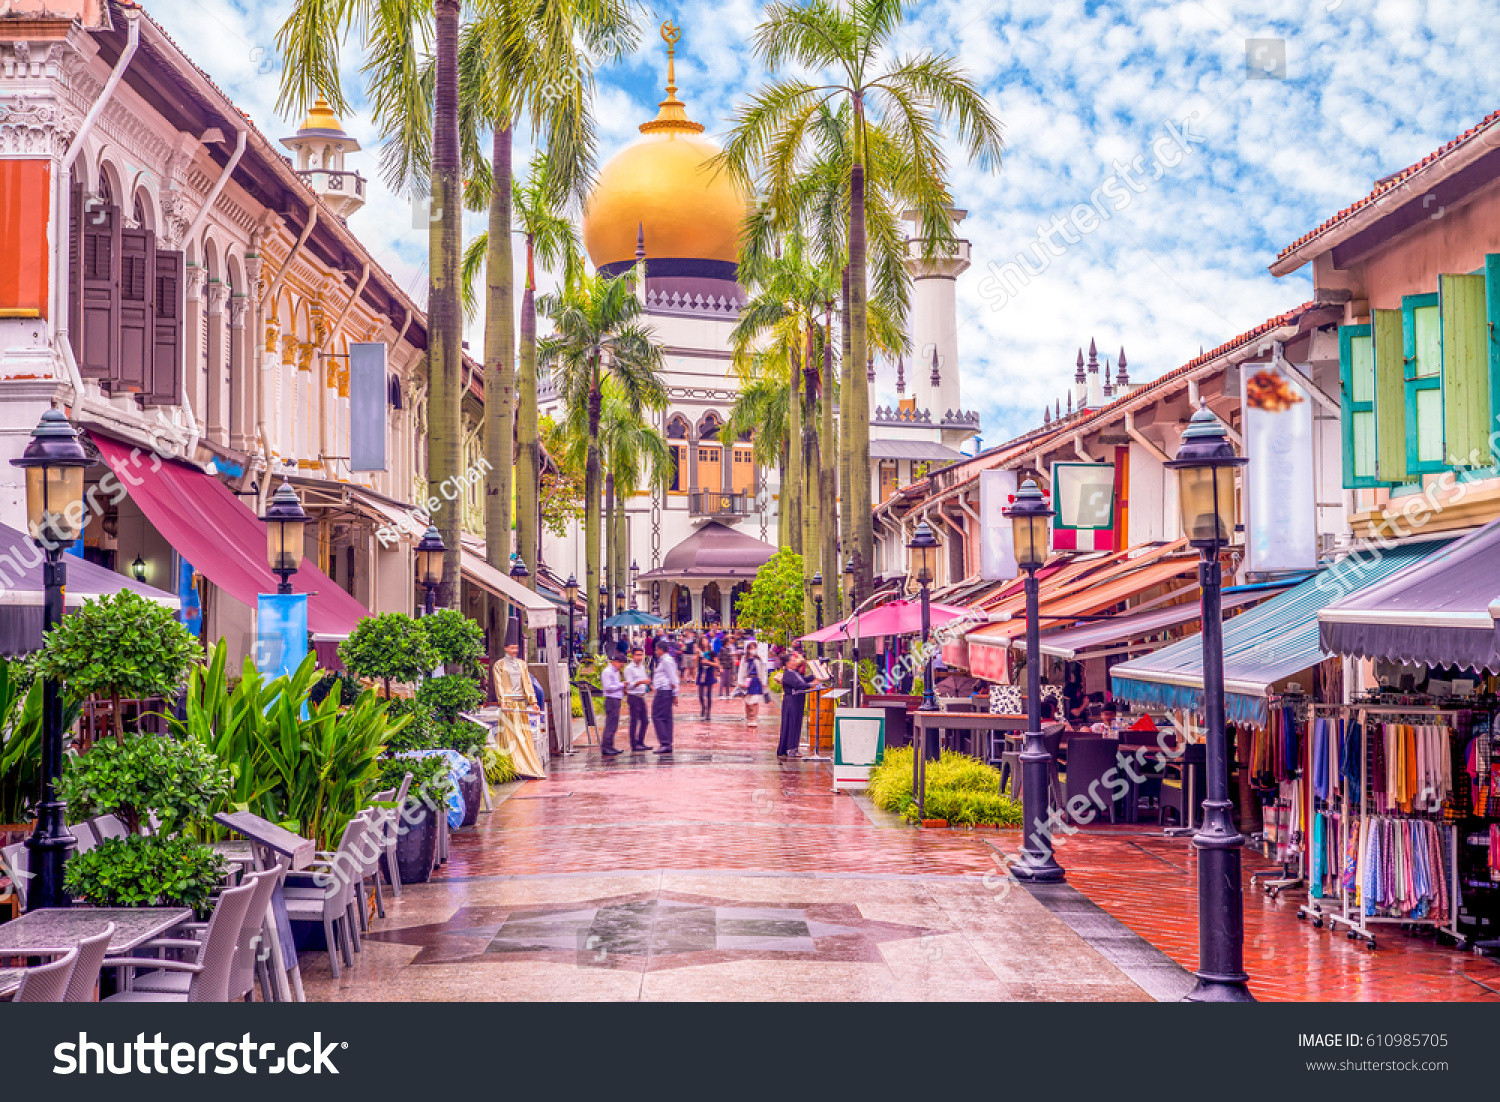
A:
[[737, 640, 769, 728]]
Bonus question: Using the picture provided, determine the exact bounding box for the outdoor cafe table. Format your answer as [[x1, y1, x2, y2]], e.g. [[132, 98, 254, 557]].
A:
[[911, 712, 1028, 819], [0, 907, 192, 964]]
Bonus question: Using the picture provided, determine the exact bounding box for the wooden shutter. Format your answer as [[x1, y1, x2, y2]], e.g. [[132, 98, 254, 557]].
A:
[[1441, 274, 1488, 466], [1338, 324, 1377, 488], [148, 249, 183, 405], [115, 226, 155, 394], [1487, 254, 1500, 447], [1373, 308, 1408, 483], [77, 199, 120, 380], [67, 180, 82, 346]]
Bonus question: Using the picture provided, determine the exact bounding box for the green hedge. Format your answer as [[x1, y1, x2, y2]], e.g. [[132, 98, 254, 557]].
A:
[[868, 747, 1021, 827]]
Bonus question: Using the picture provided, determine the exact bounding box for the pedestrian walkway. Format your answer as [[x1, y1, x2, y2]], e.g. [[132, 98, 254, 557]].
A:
[[301, 703, 1150, 1001]]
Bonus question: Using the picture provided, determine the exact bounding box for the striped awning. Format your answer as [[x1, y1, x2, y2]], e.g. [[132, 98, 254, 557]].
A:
[[1111, 540, 1449, 726]]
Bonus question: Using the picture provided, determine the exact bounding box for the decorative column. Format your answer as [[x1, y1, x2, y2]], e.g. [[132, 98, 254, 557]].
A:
[[205, 280, 230, 444], [184, 265, 208, 430], [227, 294, 251, 451]]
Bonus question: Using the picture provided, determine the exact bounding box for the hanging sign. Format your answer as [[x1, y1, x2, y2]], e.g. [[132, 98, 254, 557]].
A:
[[349, 342, 389, 472], [1242, 362, 1316, 572], [1051, 462, 1117, 551], [979, 468, 1017, 580]]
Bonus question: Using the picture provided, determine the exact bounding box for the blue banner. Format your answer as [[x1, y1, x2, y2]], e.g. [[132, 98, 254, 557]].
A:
[[256, 593, 309, 681]]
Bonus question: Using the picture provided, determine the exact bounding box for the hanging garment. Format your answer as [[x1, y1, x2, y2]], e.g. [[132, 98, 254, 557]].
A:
[[1342, 718, 1363, 807]]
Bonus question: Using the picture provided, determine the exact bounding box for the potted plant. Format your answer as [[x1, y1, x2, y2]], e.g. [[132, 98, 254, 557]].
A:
[[418, 610, 487, 826], [378, 755, 452, 885], [338, 612, 434, 699], [58, 733, 231, 910], [32, 590, 200, 745]]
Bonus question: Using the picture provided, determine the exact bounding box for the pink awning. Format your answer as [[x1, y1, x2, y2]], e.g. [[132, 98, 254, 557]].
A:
[[797, 598, 977, 643], [90, 434, 370, 637]]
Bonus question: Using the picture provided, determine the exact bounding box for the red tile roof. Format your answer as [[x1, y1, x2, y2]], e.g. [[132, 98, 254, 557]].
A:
[[1275, 108, 1500, 264]]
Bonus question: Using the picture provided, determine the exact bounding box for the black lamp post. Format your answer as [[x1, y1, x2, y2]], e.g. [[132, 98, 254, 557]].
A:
[[415, 524, 446, 615], [907, 521, 939, 714], [563, 573, 579, 674], [599, 581, 610, 646], [1004, 478, 1065, 883], [629, 560, 640, 609], [510, 556, 530, 659], [810, 571, 825, 658], [1167, 403, 1253, 1003], [11, 409, 90, 910], [262, 480, 309, 596]]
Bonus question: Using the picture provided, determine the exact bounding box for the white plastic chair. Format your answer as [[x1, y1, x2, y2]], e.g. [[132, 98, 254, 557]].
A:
[[372, 771, 412, 898], [129, 871, 279, 1002], [14, 947, 77, 1003], [104, 879, 255, 1003], [68, 821, 98, 855], [89, 814, 129, 842], [282, 820, 365, 978]]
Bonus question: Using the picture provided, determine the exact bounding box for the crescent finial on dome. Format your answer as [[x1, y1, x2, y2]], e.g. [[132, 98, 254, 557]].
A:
[[641, 20, 704, 135]]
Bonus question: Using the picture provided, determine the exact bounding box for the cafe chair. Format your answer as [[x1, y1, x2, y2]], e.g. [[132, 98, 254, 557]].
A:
[[282, 821, 366, 978], [13, 947, 78, 1003], [1062, 737, 1121, 824], [370, 772, 412, 898], [104, 879, 255, 1003], [63, 922, 117, 1003], [89, 814, 130, 842], [68, 821, 98, 855], [129, 871, 279, 1003], [1, 842, 28, 911]]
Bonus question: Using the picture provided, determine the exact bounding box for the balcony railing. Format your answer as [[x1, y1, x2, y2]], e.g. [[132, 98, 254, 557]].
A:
[[689, 490, 751, 517]]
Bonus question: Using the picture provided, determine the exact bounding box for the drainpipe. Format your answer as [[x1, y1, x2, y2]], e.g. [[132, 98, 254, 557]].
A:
[[179, 123, 248, 462], [256, 208, 318, 510], [319, 262, 370, 475], [53, 10, 141, 406]]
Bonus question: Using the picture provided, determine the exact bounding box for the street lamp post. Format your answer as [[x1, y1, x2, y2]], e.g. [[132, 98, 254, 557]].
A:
[[810, 571, 824, 658], [907, 522, 940, 815], [629, 560, 640, 609], [510, 556, 530, 659], [842, 556, 857, 691], [1167, 404, 1253, 1003], [11, 409, 90, 910], [1004, 479, 1065, 883], [599, 581, 610, 647], [262, 481, 309, 596], [415, 525, 446, 616], [563, 574, 579, 674]]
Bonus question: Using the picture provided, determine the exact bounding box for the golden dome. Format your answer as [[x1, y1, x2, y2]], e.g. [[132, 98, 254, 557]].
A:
[[582, 24, 747, 272], [298, 96, 345, 134]]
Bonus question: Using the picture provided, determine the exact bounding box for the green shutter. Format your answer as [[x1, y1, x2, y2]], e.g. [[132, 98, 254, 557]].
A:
[[1338, 324, 1377, 488], [1441, 273, 1488, 466], [1487, 254, 1500, 450], [1373, 308, 1408, 483]]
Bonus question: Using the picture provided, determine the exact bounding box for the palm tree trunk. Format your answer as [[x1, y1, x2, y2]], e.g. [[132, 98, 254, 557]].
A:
[[776, 449, 789, 551], [821, 308, 839, 622], [584, 379, 603, 655], [514, 241, 540, 591], [429, 0, 464, 608], [604, 469, 616, 624], [839, 265, 852, 588], [802, 327, 818, 629], [848, 118, 873, 635], [612, 475, 627, 617], [483, 124, 515, 571], [785, 348, 803, 556]]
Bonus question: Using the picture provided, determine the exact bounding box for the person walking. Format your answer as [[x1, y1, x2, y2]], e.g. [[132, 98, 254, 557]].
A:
[[777, 651, 823, 759], [696, 643, 720, 722], [737, 641, 768, 728], [599, 650, 626, 757], [625, 646, 652, 751], [719, 638, 738, 700], [651, 639, 679, 754]]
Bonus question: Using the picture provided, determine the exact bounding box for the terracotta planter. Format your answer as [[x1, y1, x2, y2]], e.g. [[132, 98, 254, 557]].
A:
[[921, 818, 949, 828]]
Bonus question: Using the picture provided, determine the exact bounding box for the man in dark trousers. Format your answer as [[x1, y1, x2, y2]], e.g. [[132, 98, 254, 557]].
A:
[[599, 650, 626, 756], [777, 651, 823, 759], [650, 638, 679, 754], [624, 646, 651, 751]]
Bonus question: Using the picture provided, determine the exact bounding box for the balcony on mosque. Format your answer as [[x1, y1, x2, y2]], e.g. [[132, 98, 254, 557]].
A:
[[280, 97, 367, 220]]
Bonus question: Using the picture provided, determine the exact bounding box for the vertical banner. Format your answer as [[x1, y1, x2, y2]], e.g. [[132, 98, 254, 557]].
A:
[[1051, 462, 1117, 551], [1243, 362, 1316, 572], [979, 468, 1018, 580], [256, 593, 309, 681], [177, 557, 202, 637], [349, 341, 389, 472]]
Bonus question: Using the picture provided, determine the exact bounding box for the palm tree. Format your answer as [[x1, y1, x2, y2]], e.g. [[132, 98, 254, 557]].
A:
[[455, 0, 634, 572], [539, 274, 666, 653], [719, 0, 1003, 606], [462, 153, 584, 590], [277, 0, 465, 605]]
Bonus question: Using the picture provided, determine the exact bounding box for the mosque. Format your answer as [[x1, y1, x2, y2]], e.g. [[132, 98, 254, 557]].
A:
[[538, 26, 980, 626]]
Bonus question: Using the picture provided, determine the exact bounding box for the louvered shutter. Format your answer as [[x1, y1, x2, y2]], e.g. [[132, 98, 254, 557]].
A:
[[1373, 308, 1408, 483], [148, 250, 183, 405], [77, 199, 120, 380], [67, 180, 82, 350], [116, 226, 155, 394]]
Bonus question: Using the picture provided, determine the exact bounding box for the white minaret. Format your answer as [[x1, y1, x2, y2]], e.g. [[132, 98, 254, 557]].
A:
[[280, 97, 367, 219], [903, 208, 969, 426]]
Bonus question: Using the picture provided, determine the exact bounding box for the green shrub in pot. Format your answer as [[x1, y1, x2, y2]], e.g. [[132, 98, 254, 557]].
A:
[[58, 733, 230, 838], [64, 835, 229, 911]]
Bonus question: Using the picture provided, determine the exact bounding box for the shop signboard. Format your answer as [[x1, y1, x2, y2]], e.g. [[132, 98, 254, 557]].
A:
[[1051, 462, 1117, 551], [832, 707, 885, 791], [349, 341, 389, 472], [979, 468, 1018, 580], [1242, 362, 1316, 572]]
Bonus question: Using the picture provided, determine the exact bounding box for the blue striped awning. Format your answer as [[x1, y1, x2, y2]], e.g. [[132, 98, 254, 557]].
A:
[[1111, 540, 1448, 726]]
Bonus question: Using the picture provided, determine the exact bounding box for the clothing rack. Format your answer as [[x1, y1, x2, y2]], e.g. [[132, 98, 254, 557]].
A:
[[1298, 703, 1348, 926], [1324, 704, 1462, 950], [1253, 692, 1311, 899]]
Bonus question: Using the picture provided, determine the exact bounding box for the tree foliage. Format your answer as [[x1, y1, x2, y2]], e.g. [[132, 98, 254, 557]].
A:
[[736, 547, 807, 647], [339, 613, 435, 696], [59, 733, 231, 838]]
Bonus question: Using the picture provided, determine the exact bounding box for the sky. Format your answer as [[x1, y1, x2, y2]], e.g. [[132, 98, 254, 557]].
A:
[[143, 0, 1500, 446]]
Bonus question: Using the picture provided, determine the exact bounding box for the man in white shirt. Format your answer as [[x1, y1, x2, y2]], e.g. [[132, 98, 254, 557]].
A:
[[600, 651, 626, 757], [624, 647, 651, 751], [651, 639, 680, 754]]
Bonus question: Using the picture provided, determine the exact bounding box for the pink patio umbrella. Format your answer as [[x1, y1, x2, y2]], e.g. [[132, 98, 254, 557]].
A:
[[797, 598, 977, 643]]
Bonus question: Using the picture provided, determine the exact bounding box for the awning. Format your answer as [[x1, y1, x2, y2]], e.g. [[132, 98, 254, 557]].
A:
[[459, 537, 559, 626], [0, 523, 179, 653], [869, 439, 965, 462], [90, 434, 370, 638], [1112, 540, 1448, 725], [1017, 584, 1283, 660], [1320, 523, 1500, 672]]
